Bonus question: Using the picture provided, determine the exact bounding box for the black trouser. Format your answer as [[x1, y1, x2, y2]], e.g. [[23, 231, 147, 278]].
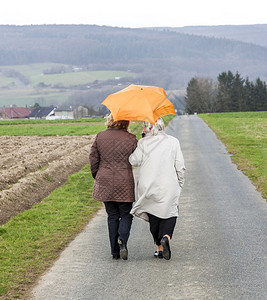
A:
[[147, 213, 177, 246], [104, 201, 133, 255]]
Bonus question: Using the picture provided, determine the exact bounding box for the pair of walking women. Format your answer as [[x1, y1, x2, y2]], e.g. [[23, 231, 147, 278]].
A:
[[89, 114, 185, 260]]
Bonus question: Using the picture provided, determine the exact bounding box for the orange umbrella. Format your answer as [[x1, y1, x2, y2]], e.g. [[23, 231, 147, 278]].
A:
[[102, 84, 176, 124]]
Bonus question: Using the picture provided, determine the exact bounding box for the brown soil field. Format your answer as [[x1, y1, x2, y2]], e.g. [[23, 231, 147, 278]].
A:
[[0, 135, 95, 225]]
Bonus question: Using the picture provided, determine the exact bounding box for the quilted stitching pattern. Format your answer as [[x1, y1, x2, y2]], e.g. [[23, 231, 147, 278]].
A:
[[89, 129, 137, 202]]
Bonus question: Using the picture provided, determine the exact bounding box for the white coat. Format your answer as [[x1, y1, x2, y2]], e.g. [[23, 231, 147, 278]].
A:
[[129, 132, 185, 222]]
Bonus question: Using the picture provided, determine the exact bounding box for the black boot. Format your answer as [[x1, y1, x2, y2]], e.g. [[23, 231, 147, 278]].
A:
[[112, 253, 120, 260], [118, 239, 128, 260], [160, 236, 171, 260], [154, 250, 163, 258]]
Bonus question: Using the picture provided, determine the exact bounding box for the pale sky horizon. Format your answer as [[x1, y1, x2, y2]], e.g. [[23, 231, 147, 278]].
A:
[[1, 0, 266, 28]]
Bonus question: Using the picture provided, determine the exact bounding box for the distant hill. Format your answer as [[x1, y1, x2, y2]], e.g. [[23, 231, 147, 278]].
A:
[[1, 24, 267, 109], [1, 24, 267, 91], [154, 24, 267, 48]]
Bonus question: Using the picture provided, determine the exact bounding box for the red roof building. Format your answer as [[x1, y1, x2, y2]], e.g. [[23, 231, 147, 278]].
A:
[[0, 107, 32, 119]]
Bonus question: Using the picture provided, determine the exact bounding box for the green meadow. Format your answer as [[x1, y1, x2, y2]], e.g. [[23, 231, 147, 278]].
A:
[[0, 123, 106, 136], [0, 63, 136, 86], [0, 63, 136, 107], [30, 70, 135, 86], [0, 115, 174, 137], [0, 118, 106, 136], [0, 118, 105, 126], [199, 111, 267, 199], [0, 88, 71, 107]]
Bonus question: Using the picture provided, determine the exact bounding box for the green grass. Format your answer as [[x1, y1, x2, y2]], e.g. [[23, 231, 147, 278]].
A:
[[31, 70, 136, 86], [0, 75, 17, 87], [199, 111, 267, 199], [0, 165, 103, 299], [1, 63, 70, 79], [0, 118, 105, 126], [0, 124, 106, 136], [0, 118, 106, 136], [0, 87, 70, 107], [1, 63, 136, 86], [162, 115, 176, 125], [0, 115, 175, 137]]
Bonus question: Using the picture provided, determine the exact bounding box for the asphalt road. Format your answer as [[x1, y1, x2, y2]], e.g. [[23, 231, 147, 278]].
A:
[[31, 115, 267, 300]]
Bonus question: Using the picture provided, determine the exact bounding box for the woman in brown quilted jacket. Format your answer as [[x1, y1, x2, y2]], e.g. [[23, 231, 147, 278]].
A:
[[89, 114, 138, 260]]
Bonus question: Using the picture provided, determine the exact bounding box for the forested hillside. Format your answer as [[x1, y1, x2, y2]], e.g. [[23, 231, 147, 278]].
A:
[[156, 24, 267, 48], [1, 24, 267, 90]]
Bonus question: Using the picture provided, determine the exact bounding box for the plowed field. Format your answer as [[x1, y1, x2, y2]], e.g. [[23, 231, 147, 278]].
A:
[[0, 135, 95, 225]]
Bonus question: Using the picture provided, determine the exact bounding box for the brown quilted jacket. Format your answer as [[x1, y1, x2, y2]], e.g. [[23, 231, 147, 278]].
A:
[[89, 128, 138, 202]]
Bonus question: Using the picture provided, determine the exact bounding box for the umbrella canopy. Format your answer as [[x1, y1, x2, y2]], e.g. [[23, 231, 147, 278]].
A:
[[102, 84, 176, 124]]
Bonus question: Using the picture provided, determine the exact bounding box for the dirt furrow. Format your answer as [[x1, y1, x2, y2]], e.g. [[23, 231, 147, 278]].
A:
[[0, 136, 93, 190], [0, 135, 95, 225]]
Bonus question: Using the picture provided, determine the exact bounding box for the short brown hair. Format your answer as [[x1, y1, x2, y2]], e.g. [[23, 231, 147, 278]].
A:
[[105, 114, 129, 130]]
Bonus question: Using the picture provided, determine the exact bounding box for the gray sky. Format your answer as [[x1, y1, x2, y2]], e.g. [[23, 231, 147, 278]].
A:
[[1, 0, 266, 28]]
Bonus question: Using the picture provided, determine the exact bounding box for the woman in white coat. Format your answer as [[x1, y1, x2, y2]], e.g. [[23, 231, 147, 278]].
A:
[[129, 118, 185, 260]]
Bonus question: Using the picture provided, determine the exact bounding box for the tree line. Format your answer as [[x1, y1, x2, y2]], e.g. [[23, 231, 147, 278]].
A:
[[185, 71, 267, 113]]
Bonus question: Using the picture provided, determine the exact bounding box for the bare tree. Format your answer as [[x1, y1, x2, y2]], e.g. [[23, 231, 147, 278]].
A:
[[185, 77, 217, 114]]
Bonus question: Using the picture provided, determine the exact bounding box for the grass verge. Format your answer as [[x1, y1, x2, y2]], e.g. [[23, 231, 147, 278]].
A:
[[199, 111, 267, 199], [0, 165, 102, 299], [0, 118, 105, 126], [0, 124, 106, 136], [0, 115, 175, 136], [0, 118, 107, 136]]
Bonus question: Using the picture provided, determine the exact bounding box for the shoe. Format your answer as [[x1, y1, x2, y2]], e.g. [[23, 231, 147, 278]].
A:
[[154, 250, 163, 258], [118, 239, 128, 260], [160, 236, 171, 260], [112, 253, 120, 260]]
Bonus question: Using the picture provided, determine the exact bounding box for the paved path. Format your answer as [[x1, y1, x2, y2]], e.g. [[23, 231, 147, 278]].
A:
[[31, 116, 267, 300]]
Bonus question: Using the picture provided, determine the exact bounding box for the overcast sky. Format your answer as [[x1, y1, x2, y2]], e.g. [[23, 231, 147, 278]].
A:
[[1, 0, 266, 28]]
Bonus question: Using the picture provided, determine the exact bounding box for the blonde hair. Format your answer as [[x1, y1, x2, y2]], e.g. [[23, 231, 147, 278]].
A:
[[105, 114, 129, 130], [143, 118, 165, 136]]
